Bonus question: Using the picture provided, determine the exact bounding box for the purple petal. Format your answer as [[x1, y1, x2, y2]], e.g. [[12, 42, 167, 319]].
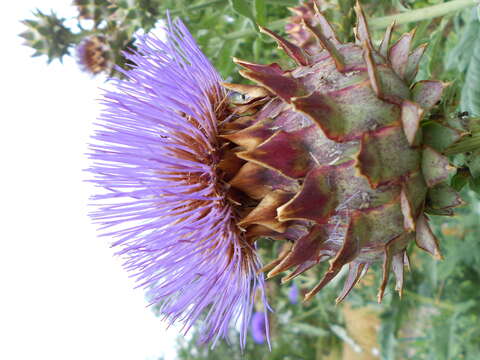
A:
[[89, 17, 269, 347]]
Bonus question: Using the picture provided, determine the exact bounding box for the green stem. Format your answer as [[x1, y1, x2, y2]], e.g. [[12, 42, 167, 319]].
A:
[[267, 0, 299, 4], [171, 0, 298, 15], [290, 305, 325, 322], [222, 19, 285, 40], [222, 0, 478, 40], [403, 290, 455, 311], [369, 0, 478, 29], [170, 0, 225, 15]]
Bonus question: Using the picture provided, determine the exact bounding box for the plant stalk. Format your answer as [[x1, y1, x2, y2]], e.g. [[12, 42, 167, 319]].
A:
[[403, 290, 455, 311], [370, 0, 479, 29], [171, 0, 298, 15], [290, 304, 325, 322], [222, 0, 478, 41], [222, 19, 285, 40], [170, 0, 225, 15]]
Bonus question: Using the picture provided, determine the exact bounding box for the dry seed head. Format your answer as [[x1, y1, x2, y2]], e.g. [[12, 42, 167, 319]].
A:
[[76, 35, 111, 75]]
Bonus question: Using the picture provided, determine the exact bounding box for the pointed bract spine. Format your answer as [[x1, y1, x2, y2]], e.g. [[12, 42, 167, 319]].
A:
[[379, 21, 396, 59], [302, 19, 345, 72], [354, 0, 373, 49], [389, 29, 416, 79], [259, 26, 310, 66]]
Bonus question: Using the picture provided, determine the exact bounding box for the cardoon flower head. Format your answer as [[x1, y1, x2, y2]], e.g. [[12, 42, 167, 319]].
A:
[[89, 18, 268, 346], [76, 35, 110, 75]]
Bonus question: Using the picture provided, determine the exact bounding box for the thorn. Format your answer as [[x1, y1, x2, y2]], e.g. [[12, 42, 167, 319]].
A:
[[401, 100, 423, 146], [302, 19, 345, 72], [258, 26, 310, 66], [305, 268, 340, 301], [232, 57, 284, 75], [389, 29, 416, 79], [335, 262, 365, 304], [403, 252, 411, 272], [392, 253, 405, 298], [379, 21, 396, 58], [362, 40, 382, 98], [311, 0, 341, 44], [404, 43, 428, 83], [312, 0, 322, 14], [400, 188, 416, 231], [258, 246, 291, 274], [377, 247, 392, 303], [415, 213, 444, 260], [354, 0, 373, 49]]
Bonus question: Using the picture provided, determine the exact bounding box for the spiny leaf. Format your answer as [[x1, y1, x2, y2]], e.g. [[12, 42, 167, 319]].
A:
[[461, 24, 480, 116], [254, 0, 266, 26]]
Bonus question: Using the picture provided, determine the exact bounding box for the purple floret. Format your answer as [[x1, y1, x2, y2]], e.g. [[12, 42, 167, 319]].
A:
[[251, 312, 268, 344], [89, 17, 268, 347], [288, 282, 299, 304]]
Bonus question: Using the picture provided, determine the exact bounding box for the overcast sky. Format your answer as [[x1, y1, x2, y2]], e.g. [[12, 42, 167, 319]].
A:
[[1, 2, 180, 359]]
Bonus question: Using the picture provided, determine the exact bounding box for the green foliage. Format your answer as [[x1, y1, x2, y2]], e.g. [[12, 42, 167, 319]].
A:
[[446, 9, 480, 117], [20, 9, 74, 63], [460, 23, 480, 116], [380, 191, 480, 360]]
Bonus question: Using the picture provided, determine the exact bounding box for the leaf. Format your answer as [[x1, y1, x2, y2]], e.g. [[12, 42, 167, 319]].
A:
[[229, 0, 255, 25], [427, 184, 464, 210], [461, 29, 480, 116], [293, 322, 328, 337], [329, 325, 362, 353], [467, 150, 480, 178], [469, 176, 480, 192], [217, 38, 242, 79], [254, 0, 267, 26], [451, 171, 469, 191], [422, 121, 463, 152], [253, 37, 262, 62], [446, 18, 479, 73]]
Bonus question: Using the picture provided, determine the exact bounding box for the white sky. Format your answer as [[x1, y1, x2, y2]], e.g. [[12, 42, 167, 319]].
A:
[[1, 2, 180, 359]]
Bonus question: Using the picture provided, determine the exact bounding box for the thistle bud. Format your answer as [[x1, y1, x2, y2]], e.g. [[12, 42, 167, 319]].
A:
[[76, 35, 111, 75], [20, 10, 73, 63]]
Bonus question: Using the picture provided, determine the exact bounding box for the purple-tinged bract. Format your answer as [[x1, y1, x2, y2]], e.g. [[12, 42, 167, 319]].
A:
[[89, 18, 268, 346]]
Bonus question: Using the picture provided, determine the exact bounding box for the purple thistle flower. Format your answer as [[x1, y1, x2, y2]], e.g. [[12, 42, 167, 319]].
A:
[[288, 282, 299, 305], [89, 18, 269, 347], [251, 312, 268, 344]]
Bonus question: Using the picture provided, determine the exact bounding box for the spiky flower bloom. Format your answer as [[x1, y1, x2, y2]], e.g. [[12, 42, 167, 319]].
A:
[[76, 35, 111, 75], [89, 18, 268, 346], [221, 1, 462, 303]]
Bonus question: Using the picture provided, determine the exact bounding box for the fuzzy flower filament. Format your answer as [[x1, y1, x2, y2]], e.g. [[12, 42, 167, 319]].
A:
[[89, 18, 268, 346]]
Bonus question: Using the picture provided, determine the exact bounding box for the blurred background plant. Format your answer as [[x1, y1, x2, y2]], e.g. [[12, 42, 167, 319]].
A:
[[21, 0, 480, 359]]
